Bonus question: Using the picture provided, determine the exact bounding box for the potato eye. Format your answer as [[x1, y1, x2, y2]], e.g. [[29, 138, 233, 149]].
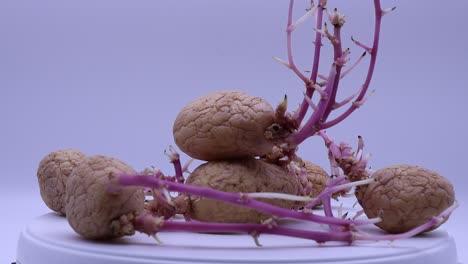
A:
[[271, 124, 281, 132]]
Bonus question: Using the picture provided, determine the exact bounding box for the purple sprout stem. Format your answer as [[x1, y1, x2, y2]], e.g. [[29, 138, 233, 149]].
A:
[[287, 63, 338, 146], [310, 1, 326, 81], [133, 203, 458, 245], [132, 202, 458, 245], [322, 197, 342, 231], [133, 214, 353, 244], [322, 26, 344, 121], [327, 174, 348, 186], [166, 146, 185, 183], [305, 177, 373, 211], [286, 0, 311, 85], [340, 52, 367, 80], [322, 0, 383, 129], [287, 23, 344, 146], [305, 175, 347, 209], [295, 1, 325, 125], [118, 174, 377, 227], [172, 159, 184, 183], [287, 0, 384, 145]]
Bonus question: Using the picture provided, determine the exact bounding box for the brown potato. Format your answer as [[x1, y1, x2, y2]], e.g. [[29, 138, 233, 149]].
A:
[[359, 165, 455, 233], [37, 149, 86, 215], [65, 155, 145, 239], [185, 158, 301, 223], [173, 91, 275, 161]]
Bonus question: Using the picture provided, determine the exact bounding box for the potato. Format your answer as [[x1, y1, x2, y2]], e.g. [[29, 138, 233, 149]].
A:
[[359, 165, 455, 233], [173, 91, 275, 161], [65, 155, 145, 239], [185, 158, 301, 223], [37, 149, 86, 215]]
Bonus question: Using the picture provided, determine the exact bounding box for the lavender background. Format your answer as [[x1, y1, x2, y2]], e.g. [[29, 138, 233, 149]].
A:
[[1, 0, 467, 263]]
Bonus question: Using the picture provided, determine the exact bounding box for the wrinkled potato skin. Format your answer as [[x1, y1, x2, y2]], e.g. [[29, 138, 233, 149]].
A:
[[360, 165, 455, 234], [173, 91, 275, 161], [303, 161, 329, 199], [186, 159, 301, 223], [37, 149, 86, 215], [65, 155, 145, 240]]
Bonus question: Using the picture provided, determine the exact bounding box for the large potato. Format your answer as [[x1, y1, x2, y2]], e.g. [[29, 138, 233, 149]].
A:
[[185, 158, 301, 223], [173, 91, 275, 161]]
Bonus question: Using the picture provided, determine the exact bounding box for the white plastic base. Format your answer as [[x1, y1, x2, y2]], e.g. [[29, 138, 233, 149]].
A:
[[16, 213, 458, 264]]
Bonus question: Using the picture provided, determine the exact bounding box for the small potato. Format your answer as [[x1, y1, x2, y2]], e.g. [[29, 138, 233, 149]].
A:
[[65, 155, 145, 240], [360, 165, 455, 234], [37, 149, 86, 215], [185, 158, 301, 223], [173, 91, 275, 161]]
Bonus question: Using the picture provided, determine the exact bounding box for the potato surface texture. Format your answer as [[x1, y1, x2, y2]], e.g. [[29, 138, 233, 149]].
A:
[[37, 149, 85, 215], [360, 165, 455, 233], [65, 155, 145, 239], [173, 91, 275, 161], [185, 159, 301, 223]]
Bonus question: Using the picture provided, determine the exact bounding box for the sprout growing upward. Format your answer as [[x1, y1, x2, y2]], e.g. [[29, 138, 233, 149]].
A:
[[267, 0, 394, 162]]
